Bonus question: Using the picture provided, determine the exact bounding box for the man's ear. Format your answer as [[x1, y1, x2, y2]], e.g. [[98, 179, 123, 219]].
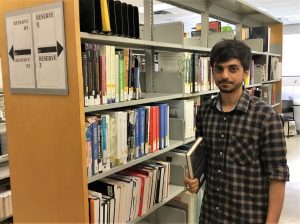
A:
[[243, 69, 249, 81]]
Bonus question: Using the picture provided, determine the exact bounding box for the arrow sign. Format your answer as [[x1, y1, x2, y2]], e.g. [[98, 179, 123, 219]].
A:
[[38, 41, 64, 57], [9, 45, 32, 61]]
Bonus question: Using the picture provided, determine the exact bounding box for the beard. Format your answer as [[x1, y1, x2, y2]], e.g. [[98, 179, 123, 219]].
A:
[[216, 79, 244, 93]]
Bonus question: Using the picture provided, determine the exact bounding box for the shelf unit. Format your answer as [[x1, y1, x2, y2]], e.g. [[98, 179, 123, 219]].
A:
[[0, 0, 283, 223]]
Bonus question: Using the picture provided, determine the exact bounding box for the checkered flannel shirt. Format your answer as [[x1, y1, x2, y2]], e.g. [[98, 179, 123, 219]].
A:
[[196, 89, 289, 224]]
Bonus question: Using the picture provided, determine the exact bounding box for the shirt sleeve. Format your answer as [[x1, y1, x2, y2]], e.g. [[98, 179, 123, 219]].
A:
[[196, 108, 204, 138], [260, 112, 289, 181]]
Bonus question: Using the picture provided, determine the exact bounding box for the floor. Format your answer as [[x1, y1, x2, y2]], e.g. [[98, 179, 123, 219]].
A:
[[279, 135, 300, 224]]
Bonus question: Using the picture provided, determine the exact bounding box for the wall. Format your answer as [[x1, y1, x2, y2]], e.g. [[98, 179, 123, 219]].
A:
[[282, 24, 300, 101]]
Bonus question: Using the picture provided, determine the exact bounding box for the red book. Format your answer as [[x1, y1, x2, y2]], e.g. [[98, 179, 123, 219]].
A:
[[149, 106, 155, 153], [155, 106, 159, 151]]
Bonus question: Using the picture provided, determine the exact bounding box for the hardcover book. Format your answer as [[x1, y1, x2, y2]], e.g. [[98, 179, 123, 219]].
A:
[[186, 137, 206, 183]]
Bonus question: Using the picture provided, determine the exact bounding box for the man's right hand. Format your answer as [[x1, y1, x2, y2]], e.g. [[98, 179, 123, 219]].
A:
[[184, 177, 200, 193]]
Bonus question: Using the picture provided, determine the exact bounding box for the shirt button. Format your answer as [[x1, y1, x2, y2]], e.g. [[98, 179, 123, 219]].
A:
[[216, 206, 219, 210], [218, 169, 221, 173], [224, 117, 227, 121], [217, 188, 220, 191], [221, 134, 224, 138], [219, 152, 223, 156]]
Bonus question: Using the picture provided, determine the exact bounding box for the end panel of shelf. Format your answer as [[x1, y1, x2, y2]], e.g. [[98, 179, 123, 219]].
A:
[[88, 139, 183, 183]]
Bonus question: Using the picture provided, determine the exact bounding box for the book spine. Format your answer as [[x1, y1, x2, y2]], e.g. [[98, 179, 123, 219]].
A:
[[85, 122, 93, 178], [159, 104, 165, 149], [81, 51, 89, 106], [139, 107, 145, 156], [135, 109, 140, 158]]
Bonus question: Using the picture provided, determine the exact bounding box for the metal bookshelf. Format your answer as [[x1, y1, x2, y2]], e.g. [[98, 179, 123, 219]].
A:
[[262, 79, 281, 84], [85, 93, 183, 113], [88, 139, 183, 183], [81, 32, 211, 53], [130, 184, 185, 224]]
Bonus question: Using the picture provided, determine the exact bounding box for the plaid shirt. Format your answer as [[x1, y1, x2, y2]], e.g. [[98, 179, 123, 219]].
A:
[[196, 90, 289, 224]]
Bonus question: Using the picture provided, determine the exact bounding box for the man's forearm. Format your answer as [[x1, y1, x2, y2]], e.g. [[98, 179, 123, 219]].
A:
[[266, 180, 286, 223]]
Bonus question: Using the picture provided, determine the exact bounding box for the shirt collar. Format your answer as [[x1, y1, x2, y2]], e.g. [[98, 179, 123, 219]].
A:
[[212, 89, 251, 113]]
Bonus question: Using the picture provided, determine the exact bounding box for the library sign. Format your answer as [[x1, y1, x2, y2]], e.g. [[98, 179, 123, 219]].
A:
[[5, 1, 68, 95]]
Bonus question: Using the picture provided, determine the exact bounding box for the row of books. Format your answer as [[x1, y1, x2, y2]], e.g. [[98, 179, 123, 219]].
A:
[[85, 103, 169, 177], [79, 0, 140, 39], [82, 44, 142, 106], [268, 56, 281, 81], [88, 160, 170, 224], [158, 52, 217, 94], [0, 190, 12, 219], [261, 83, 280, 106]]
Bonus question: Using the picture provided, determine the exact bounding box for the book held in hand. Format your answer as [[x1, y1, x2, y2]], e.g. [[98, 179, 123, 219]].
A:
[[186, 137, 206, 183]]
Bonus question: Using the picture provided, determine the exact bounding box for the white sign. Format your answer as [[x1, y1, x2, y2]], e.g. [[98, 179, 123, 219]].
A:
[[32, 6, 66, 89], [6, 13, 36, 89], [5, 1, 68, 95]]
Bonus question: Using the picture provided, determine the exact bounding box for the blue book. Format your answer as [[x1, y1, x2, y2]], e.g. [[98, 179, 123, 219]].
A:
[[164, 104, 169, 147], [101, 115, 108, 169], [91, 117, 99, 175], [134, 108, 140, 159], [158, 104, 165, 149], [85, 122, 93, 178], [138, 107, 145, 156]]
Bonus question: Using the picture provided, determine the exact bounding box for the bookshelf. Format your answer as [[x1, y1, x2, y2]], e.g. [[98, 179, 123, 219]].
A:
[[0, 0, 283, 223]]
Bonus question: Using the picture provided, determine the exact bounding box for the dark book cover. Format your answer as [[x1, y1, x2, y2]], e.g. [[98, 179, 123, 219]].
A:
[[79, 0, 102, 33], [121, 3, 129, 37], [114, 1, 123, 36], [133, 6, 140, 39], [249, 26, 270, 52], [108, 0, 117, 35], [128, 4, 135, 38], [186, 137, 206, 184]]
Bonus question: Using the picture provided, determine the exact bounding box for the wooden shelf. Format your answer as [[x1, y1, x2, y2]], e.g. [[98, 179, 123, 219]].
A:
[[129, 185, 185, 224], [246, 84, 262, 88]]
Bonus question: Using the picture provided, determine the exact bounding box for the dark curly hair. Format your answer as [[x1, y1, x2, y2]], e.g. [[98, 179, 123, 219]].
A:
[[210, 39, 252, 71]]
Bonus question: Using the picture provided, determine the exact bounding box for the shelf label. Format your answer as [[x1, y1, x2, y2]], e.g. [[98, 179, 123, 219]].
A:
[[6, 13, 35, 89], [5, 1, 68, 95]]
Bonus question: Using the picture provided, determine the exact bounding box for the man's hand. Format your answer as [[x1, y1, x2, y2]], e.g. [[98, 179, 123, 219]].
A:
[[184, 177, 200, 193]]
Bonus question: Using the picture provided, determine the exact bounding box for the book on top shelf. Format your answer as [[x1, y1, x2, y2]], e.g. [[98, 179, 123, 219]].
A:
[[186, 137, 206, 184]]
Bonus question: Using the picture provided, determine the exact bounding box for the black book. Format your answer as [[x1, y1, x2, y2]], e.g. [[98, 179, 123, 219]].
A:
[[127, 4, 134, 38], [79, 0, 102, 33], [186, 137, 206, 184], [133, 6, 140, 39], [249, 26, 270, 52], [121, 3, 129, 37], [108, 0, 117, 35], [114, 1, 123, 36]]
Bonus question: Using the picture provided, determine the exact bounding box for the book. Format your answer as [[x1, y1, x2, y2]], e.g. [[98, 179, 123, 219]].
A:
[[249, 26, 270, 52], [186, 137, 206, 182]]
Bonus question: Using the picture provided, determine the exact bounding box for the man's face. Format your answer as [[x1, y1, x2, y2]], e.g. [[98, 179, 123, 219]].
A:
[[212, 58, 248, 93]]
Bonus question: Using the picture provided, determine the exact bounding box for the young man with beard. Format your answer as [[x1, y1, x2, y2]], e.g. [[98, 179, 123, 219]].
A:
[[184, 40, 289, 223]]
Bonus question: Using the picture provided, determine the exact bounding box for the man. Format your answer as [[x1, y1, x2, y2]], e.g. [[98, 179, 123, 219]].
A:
[[185, 39, 289, 223]]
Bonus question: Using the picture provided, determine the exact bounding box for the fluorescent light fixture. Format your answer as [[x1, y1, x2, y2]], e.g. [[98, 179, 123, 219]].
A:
[[139, 3, 175, 13]]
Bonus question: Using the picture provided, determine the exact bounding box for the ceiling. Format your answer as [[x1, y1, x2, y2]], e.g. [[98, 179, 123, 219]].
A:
[[245, 0, 300, 25], [126, 0, 300, 32]]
